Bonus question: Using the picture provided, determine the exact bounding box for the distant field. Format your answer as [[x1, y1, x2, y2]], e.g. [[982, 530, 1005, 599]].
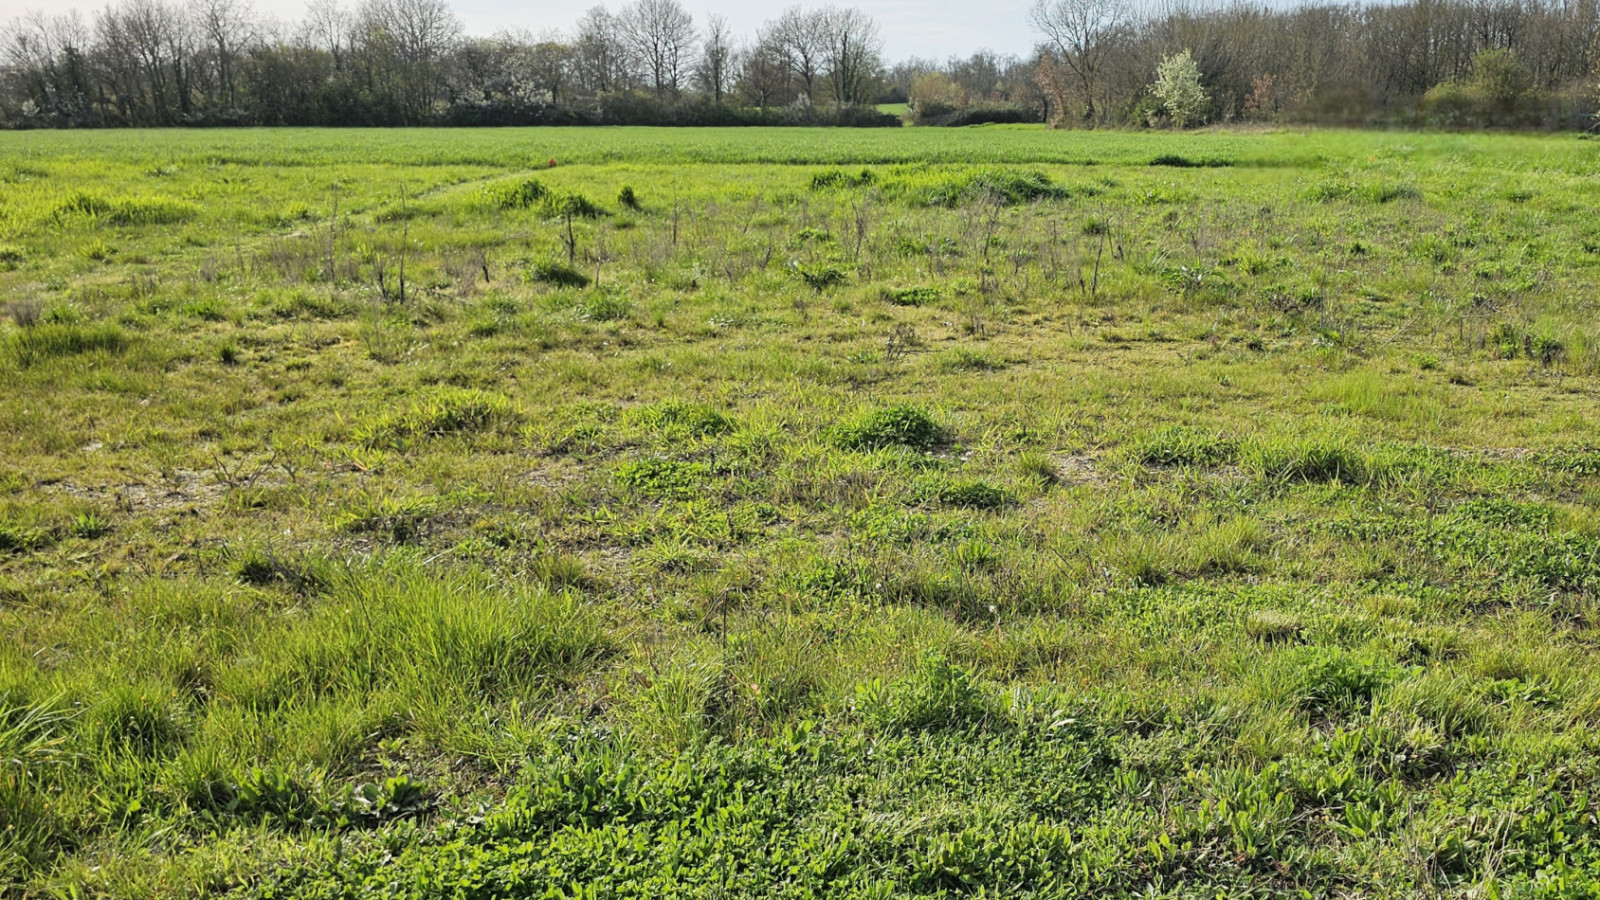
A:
[[5, 127, 1600, 898]]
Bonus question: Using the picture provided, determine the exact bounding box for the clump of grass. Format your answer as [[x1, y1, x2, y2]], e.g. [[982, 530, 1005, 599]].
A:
[[484, 178, 549, 210], [628, 400, 733, 436], [617, 185, 641, 209], [922, 168, 1068, 207], [881, 285, 939, 307], [938, 348, 1003, 372], [1133, 426, 1239, 467], [86, 683, 190, 757], [810, 168, 876, 190], [924, 477, 1015, 510], [231, 547, 330, 594], [855, 652, 997, 733], [0, 244, 24, 268], [0, 524, 52, 554], [4, 322, 128, 368], [56, 193, 199, 225], [529, 262, 591, 289], [578, 292, 631, 322], [1149, 154, 1231, 168], [1288, 648, 1393, 716], [1016, 451, 1059, 487], [68, 512, 111, 540], [4, 298, 42, 327], [1361, 183, 1420, 204], [356, 390, 521, 448], [1249, 437, 1368, 483], [549, 193, 605, 219], [792, 262, 847, 292], [615, 457, 705, 499], [1246, 609, 1303, 644], [336, 495, 440, 542], [828, 405, 946, 451]]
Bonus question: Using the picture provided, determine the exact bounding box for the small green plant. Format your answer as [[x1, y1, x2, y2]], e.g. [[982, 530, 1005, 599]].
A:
[[810, 168, 876, 190], [1133, 427, 1239, 467], [484, 178, 549, 210], [356, 390, 522, 448], [792, 262, 847, 292], [578, 293, 631, 322], [1016, 451, 1059, 486], [855, 652, 996, 733], [882, 285, 939, 306], [926, 478, 1015, 510], [530, 261, 591, 289], [615, 457, 705, 498], [618, 185, 640, 209], [68, 512, 111, 539], [828, 405, 946, 451], [628, 400, 733, 436], [4, 322, 128, 368]]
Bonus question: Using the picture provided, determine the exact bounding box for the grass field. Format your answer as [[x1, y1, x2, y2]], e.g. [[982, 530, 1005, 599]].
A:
[[4, 124, 1600, 898]]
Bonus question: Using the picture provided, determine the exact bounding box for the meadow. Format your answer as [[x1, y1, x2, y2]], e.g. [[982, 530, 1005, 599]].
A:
[[3, 124, 1600, 898]]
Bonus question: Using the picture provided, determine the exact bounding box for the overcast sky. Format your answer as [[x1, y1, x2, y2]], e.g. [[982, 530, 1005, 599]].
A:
[[0, 0, 1041, 62]]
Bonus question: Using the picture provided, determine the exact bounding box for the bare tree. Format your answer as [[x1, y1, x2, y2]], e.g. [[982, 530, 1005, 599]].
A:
[[191, 0, 256, 110], [694, 13, 733, 103], [302, 0, 352, 69], [354, 0, 459, 121], [1, 11, 95, 122], [619, 0, 695, 97], [821, 6, 882, 106], [1029, 0, 1132, 123], [767, 6, 829, 102], [736, 33, 795, 106], [572, 6, 628, 95]]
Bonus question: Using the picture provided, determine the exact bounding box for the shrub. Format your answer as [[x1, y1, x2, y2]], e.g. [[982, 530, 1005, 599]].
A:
[[829, 405, 946, 451], [1151, 49, 1209, 128], [617, 185, 640, 209]]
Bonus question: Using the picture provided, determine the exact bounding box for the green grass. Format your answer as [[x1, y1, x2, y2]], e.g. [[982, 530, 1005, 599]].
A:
[[4, 125, 1600, 897]]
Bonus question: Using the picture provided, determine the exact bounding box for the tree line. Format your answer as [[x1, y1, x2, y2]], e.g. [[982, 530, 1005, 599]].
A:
[[2, 0, 1597, 129]]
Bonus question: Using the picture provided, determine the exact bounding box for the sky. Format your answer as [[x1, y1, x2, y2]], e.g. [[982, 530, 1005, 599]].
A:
[[0, 0, 1042, 62]]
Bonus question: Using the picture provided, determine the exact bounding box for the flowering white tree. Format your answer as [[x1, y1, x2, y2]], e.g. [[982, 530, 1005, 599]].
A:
[[1152, 48, 1206, 128]]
